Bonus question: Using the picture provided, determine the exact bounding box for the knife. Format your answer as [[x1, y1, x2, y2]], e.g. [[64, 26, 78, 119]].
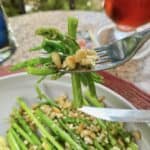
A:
[[79, 106, 150, 123]]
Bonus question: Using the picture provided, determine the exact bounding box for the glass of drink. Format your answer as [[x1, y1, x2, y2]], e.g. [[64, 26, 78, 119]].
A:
[[104, 0, 150, 31], [0, 3, 16, 64]]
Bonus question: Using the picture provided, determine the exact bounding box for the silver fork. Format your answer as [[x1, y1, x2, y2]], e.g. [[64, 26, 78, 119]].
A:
[[93, 28, 150, 71]]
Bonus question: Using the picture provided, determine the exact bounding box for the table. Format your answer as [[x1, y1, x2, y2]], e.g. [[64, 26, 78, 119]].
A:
[[3, 11, 150, 93]]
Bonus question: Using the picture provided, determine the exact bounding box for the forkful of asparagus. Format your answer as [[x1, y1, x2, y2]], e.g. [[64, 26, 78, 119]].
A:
[[61, 28, 150, 73]]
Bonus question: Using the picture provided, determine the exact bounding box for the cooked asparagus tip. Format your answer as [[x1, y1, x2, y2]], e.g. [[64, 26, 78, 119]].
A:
[[35, 85, 58, 107]]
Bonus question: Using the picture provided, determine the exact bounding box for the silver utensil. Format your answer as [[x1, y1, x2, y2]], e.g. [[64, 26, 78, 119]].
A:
[[79, 106, 150, 123], [63, 28, 150, 72]]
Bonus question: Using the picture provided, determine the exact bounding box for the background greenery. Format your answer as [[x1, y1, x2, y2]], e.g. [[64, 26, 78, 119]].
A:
[[1, 0, 103, 17]]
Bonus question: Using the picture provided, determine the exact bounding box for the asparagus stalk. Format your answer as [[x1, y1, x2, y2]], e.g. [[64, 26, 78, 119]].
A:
[[35, 27, 79, 52], [84, 91, 104, 107], [35, 27, 64, 40], [127, 142, 138, 150], [108, 135, 117, 146], [58, 120, 88, 149], [86, 73, 97, 98], [11, 57, 51, 71], [7, 130, 20, 150], [68, 17, 83, 108], [71, 73, 83, 107], [10, 128, 28, 150], [17, 97, 63, 150], [14, 111, 41, 145], [68, 17, 78, 42], [94, 140, 105, 150], [82, 98, 89, 106], [62, 116, 90, 125], [35, 86, 58, 107], [36, 109, 84, 150], [12, 122, 35, 145], [91, 72, 104, 84], [41, 39, 70, 54], [27, 66, 57, 76], [96, 119, 107, 129], [42, 138, 53, 150]]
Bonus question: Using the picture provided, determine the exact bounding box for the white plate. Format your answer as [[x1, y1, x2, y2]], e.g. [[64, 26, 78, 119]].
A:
[[0, 73, 150, 149]]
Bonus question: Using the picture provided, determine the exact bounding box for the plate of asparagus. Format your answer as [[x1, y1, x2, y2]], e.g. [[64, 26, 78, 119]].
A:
[[0, 17, 150, 150]]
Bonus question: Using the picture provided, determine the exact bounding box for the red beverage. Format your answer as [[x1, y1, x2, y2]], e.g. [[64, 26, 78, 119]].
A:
[[104, 0, 150, 31]]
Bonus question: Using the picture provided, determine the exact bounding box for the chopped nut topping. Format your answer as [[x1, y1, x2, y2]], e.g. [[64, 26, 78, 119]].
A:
[[63, 49, 97, 70], [132, 130, 141, 141], [84, 136, 93, 144], [51, 52, 62, 69]]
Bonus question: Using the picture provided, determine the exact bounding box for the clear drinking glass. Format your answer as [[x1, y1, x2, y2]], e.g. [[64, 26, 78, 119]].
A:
[[104, 0, 150, 31], [0, 3, 16, 64]]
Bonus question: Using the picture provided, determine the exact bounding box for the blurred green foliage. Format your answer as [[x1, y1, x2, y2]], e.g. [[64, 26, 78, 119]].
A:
[[1, 0, 25, 16], [2, 0, 20, 16], [32, 0, 69, 10], [1, 0, 103, 16]]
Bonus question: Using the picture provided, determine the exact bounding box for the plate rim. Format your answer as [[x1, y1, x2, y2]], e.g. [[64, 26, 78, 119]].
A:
[[0, 72, 136, 109]]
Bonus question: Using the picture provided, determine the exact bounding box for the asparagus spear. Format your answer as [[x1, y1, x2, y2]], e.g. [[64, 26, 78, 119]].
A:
[[35, 27, 64, 40], [86, 73, 97, 98], [127, 142, 138, 150], [27, 66, 57, 76], [40, 39, 70, 54], [7, 130, 20, 150], [10, 128, 28, 150], [68, 17, 83, 108], [12, 122, 35, 145], [35, 27, 79, 53], [14, 111, 41, 145], [17, 97, 64, 150], [94, 139, 105, 150], [68, 17, 101, 107], [42, 138, 53, 150], [82, 98, 89, 106], [36, 109, 84, 150], [84, 90, 104, 107], [58, 120, 88, 149], [11, 57, 51, 71], [35, 85, 58, 107], [108, 134, 117, 146], [71, 73, 83, 107], [91, 72, 104, 84], [68, 17, 78, 40]]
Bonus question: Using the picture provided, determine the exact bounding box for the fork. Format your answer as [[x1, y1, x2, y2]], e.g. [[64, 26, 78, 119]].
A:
[[63, 28, 150, 72], [93, 28, 150, 71]]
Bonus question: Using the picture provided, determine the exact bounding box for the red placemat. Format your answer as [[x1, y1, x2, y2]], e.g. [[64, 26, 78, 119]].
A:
[[98, 71, 150, 109], [0, 66, 150, 109]]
